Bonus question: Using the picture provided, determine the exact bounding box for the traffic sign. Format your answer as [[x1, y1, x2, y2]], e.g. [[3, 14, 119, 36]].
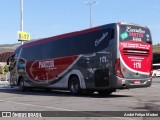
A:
[[18, 31, 30, 41]]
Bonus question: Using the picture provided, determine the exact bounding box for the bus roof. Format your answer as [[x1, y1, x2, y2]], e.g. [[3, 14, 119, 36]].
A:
[[16, 22, 148, 50], [118, 22, 148, 28]]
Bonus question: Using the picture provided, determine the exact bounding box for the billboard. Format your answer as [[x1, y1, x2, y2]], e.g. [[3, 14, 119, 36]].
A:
[[18, 31, 30, 41]]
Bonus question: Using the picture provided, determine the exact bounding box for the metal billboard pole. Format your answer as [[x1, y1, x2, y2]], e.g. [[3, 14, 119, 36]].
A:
[[20, 0, 24, 45]]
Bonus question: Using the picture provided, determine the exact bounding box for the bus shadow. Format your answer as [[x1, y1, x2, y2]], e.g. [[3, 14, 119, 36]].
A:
[[0, 87, 133, 98]]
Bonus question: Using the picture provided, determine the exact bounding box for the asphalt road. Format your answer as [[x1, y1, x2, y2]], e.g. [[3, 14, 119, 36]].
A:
[[0, 78, 160, 120]]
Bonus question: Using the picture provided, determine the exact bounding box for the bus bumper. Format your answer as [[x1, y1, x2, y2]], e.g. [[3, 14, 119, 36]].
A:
[[114, 77, 152, 89]]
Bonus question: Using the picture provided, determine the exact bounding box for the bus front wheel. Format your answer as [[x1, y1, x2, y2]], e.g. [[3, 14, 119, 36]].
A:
[[19, 78, 26, 91], [69, 76, 82, 95]]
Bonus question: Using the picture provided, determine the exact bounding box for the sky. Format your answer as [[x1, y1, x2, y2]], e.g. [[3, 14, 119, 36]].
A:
[[0, 0, 160, 45]]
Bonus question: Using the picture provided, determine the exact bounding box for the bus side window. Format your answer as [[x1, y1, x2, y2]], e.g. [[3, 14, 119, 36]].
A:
[[111, 29, 115, 39]]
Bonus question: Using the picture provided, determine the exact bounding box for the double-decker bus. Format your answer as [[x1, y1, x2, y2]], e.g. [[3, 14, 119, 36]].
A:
[[7, 22, 152, 95]]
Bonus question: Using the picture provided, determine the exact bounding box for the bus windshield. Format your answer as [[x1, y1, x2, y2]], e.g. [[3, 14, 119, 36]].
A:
[[119, 24, 152, 44]]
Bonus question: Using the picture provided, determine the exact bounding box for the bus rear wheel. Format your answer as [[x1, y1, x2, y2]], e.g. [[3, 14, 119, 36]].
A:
[[98, 90, 114, 96], [69, 76, 82, 95]]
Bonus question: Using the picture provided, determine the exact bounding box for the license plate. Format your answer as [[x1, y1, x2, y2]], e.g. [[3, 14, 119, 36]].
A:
[[134, 80, 141, 84]]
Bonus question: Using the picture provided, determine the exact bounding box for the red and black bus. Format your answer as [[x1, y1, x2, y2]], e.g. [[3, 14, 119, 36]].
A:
[[8, 23, 152, 95]]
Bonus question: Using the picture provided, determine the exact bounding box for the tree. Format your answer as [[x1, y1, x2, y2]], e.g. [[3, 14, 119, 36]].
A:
[[0, 66, 3, 74], [4, 65, 9, 73]]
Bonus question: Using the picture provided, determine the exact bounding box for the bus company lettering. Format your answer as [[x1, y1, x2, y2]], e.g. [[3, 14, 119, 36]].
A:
[[126, 26, 145, 34], [129, 32, 144, 38], [39, 60, 54, 69], [121, 42, 150, 49], [95, 32, 108, 47]]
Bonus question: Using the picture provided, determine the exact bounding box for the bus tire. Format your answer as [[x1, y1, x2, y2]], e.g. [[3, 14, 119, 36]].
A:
[[19, 78, 26, 91], [83, 90, 94, 95], [45, 88, 51, 92], [98, 90, 113, 96], [69, 76, 82, 95]]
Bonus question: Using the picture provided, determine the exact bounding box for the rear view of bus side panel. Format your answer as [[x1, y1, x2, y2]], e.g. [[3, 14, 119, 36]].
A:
[[76, 24, 118, 90], [108, 23, 124, 89], [76, 52, 111, 90]]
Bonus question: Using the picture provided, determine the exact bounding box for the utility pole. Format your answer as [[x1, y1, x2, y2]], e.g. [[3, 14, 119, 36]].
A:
[[84, 1, 96, 28], [20, 0, 24, 44]]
